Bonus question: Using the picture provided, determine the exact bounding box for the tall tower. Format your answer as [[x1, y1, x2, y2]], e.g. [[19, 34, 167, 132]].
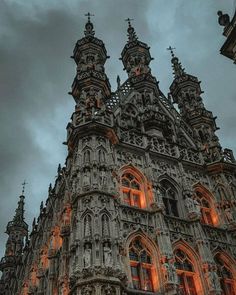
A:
[[0, 193, 28, 295], [1, 14, 236, 295], [168, 47, 222, 162]]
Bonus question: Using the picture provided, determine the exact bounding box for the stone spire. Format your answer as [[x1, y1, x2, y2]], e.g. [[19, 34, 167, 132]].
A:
[[84, 12, 95, 37], [126, 18, 138, 42], [0, 191, 28, 295], [120, 17, 161, 101], [167, 46, 185, 78], [169, 48, 222, 162]]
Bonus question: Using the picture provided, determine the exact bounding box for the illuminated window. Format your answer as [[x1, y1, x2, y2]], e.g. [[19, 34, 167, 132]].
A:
[[129, 238, 154, 291], [195, 191, 214, 226], [174, 249, 197, 295], [161, 180, 179, 217], [122, 173, 144, 208], [215, 256, 236, 295]]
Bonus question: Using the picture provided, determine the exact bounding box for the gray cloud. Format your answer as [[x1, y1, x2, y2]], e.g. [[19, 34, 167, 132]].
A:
[[0, 0, 235, 260]]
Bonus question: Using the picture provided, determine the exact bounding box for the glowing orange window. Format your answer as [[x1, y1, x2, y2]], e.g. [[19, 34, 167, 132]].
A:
[[215, 256, 236, 295], [122, 173, 145, 208], [129, 238, 154, 291], [175, 249, 197, 295], [195, 192, 214, 226]]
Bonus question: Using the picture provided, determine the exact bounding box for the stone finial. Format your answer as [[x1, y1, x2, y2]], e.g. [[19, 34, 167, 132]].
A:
[[125, 18, 138, 42], [84, 12, 95, 37], [167, 46, 185, 78], [217, 11, 230, 27]]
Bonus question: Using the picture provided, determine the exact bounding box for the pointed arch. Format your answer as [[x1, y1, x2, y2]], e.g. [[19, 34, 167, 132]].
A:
[[125, 231, 161, 292], [101, 213, 110, 237], [213, 250, 236, 295], [173, 240, 205, 295], [97, 145, 106, 163], [82, 147, 93, 164], [215, 183, 230, 201], [158, 175, 180, 217], [193, 184, 219, 226], [120, 165, 153, 209]]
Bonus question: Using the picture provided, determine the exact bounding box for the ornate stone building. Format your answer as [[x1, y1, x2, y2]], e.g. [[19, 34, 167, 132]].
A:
[[218, 9, 236, 64], [1, 15, 236, 295]]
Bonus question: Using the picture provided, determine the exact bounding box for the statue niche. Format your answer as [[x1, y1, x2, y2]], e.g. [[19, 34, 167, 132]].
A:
[[103, 242, 113, 267], [83, 243, 92, 268]]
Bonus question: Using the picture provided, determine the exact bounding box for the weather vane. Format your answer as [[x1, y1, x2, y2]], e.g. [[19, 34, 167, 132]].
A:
[[85, 12, 94, 22], [21, 180, 28, 195], [125, 18, 134, 27], [167, 46, 176, 58]]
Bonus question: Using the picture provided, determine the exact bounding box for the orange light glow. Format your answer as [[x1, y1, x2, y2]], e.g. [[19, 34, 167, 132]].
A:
[[50, 226, 63, 250]]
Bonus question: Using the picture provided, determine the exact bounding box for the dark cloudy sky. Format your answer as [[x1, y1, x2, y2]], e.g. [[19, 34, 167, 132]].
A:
[[0, 0, 235, 259]]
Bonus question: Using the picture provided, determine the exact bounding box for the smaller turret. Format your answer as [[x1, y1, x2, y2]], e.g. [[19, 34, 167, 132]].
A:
[[0, 188, 28, 295], [168, 47, 222, 161], [120, 18, 160, 96]]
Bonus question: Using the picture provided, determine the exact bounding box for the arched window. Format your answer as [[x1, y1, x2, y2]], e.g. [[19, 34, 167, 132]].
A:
[[194, 186, 219, 226], [84, 214, 92, 238], [195, 191, 214, 225], [174, 249, 197, 295], [129, 238, 154, 291], [215, 255, 236, 295], [101, 214, 110, 237], [160, 180, 179, 217], [122, 172, 145, 208], [218, 186, 228, 200]]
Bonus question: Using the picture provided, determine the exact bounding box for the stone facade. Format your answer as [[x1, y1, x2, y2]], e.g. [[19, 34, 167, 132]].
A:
[[1, 16, 236, 295], [218, 9, 236, 64]]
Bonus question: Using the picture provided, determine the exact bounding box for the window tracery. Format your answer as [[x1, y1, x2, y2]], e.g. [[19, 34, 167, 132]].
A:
[[215, 255, 236, 295], [160, 180, 179, 217], [121, 172, 146, 208], [194, 191, 214, 226], [194, 187, 219, 226], [174, 249, 197, 295], [129, 238, 154, 291]]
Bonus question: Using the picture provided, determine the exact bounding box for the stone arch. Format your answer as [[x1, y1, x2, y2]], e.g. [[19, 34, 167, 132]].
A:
[[158, 175, 180, 217], [213, 249, 236, 294], [82, 147, 93, 164], [82, 211, 93, 238], [119, 165, 153, 208], [96, 145, 107, 163], [124, 230, 161, 292], [193, 183, 219, 226], [173, 240, 206, 294], [215, 184, 230, 201]]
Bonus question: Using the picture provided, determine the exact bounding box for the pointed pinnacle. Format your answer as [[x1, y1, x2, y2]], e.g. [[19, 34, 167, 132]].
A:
[[167, 46, 185, 78], [125, 17, 138, 42], [84, 12, 95, 37]]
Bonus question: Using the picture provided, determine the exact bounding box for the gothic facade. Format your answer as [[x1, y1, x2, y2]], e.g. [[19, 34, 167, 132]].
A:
[[1, 15, 236, 295]]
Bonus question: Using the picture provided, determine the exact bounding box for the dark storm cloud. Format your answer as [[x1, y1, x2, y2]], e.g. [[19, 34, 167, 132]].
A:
[[0, 0, 235, 260]]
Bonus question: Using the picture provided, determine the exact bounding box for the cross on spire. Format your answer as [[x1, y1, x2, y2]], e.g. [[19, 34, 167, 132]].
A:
[[21, 180, 28, 195], [85, 12, 94, 23], [125, 18, 134, 27], [167, 46, 176, 58]]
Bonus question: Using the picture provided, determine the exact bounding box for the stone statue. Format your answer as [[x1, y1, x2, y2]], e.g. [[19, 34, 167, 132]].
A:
[[225, 207, 234, 223], [185, 196, 201, 217], [162, 260, 178, 284], [83, 244, 92, 268], [82, 285, 93, 295], [103, 243, 112, 267], [206, 269, 221, 291], [100, 168, 107, 187], [83, 169, 90, 186], [62, 206, 70, 225]]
